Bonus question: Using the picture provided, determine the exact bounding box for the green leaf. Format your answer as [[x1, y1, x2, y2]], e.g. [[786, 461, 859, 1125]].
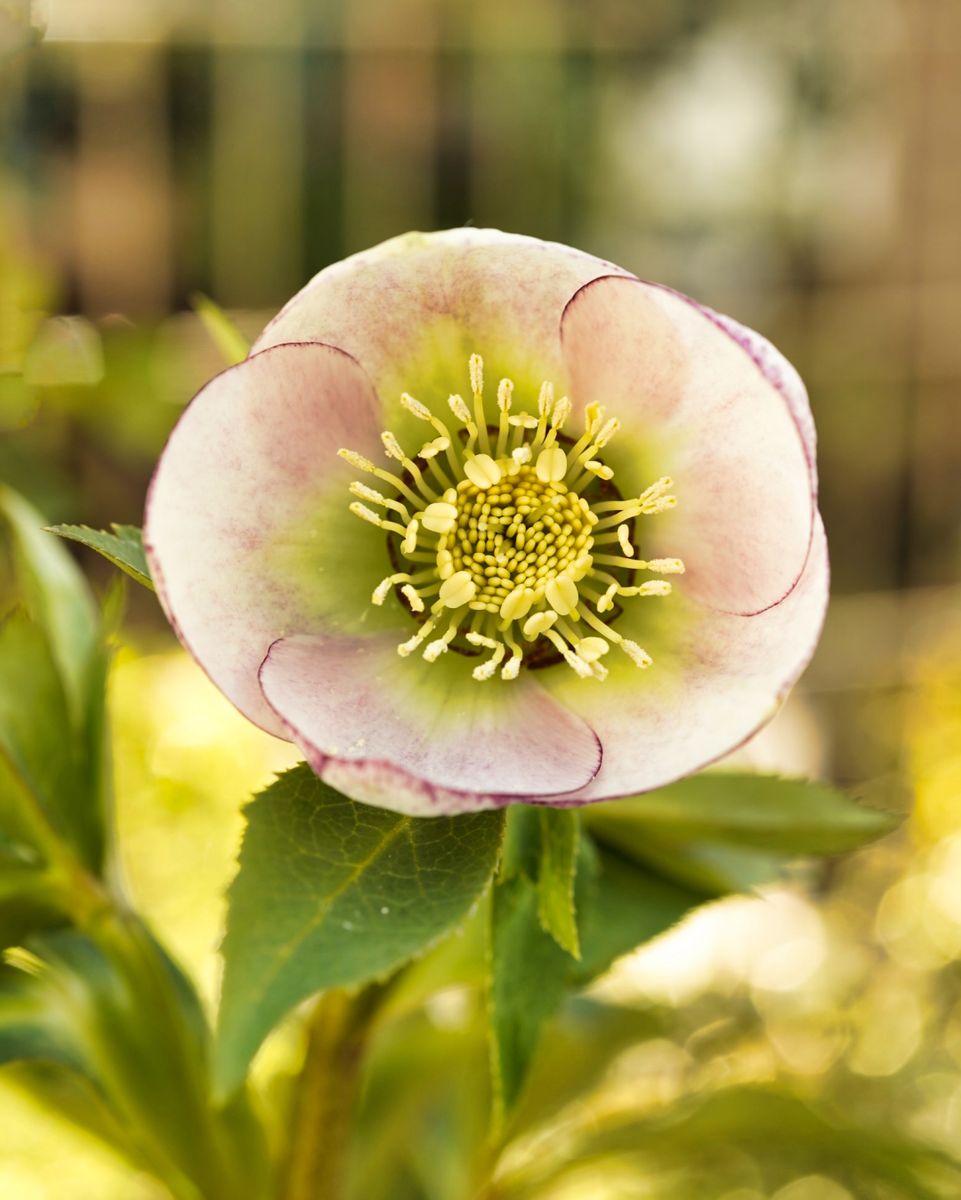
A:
[[0, 485, 99, 719], [46, 523, 153, 591], [536, 809, 579, 957], [488, 871, 570, 1123], [0, 968, 87, 1076], [488, 825, 700, 1121], [190, 293, 251, 366], [1, 487, 113, 875], [583, 772, 896, 859], [0, 833, 65, 949], [216, 765, 505, 1095], [0, 612, 92, 861], [0, 927, 265, 1200], [571, 840, 702, 987]]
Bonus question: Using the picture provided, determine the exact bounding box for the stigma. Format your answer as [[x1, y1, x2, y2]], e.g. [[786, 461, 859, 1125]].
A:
[[339, 354, 683, 682]]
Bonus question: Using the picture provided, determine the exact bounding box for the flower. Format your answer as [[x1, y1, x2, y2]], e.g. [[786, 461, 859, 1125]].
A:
[[144, 229, 828, 817]]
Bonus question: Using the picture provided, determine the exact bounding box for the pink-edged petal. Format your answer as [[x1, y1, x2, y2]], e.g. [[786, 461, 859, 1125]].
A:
[[535, 515, 829, 807], [144, 342, 386, 737], [561, 275, 815, 616], [253, 228, 630, 405], [258, 631, 603, 816], [690, 300, 817, 474]]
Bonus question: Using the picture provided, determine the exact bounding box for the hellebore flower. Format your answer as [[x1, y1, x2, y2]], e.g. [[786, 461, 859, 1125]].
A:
[[144, 229, 828, 816]]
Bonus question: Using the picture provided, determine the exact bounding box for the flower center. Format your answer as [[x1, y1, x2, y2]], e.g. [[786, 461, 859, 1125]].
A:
[[444, 468, 594, 613], [339, 354, 684, 682]]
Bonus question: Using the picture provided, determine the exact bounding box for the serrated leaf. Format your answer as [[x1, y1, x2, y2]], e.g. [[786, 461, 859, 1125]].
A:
[[0, 485, 99, 718], [583, 772, 897, 859], [536, 809, 579, 957], [191, 293, 251, 366], [488, 871, 570, 1123], [571, 841, 702, 986], [216, 765, 505, 1095], [47, 523, 153, 590], [488, 830, 700, 1120], [611, 836, 793, 898]]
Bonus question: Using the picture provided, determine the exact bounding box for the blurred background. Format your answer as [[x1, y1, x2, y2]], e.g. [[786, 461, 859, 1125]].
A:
[[2, 0, 961, 1196]]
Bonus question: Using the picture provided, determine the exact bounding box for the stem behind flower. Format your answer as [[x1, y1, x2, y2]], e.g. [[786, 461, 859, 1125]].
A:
[[282, 985, 386, 1200]]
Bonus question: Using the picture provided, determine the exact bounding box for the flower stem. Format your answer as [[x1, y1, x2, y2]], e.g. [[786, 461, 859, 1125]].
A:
[[282, 985, 385, 1200]]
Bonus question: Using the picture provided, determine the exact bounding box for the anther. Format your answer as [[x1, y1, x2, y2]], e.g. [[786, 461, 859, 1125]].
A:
[[537, 380, 554, 418], [597, 584, 618, 614], [424, 621, 461, 662], [422, 501, 458, 534], [640, 495, 677, 514], [372, 578, 394, 605], [438, 571, 477, 609], [522, 611, 558, 639], [401, 392, 432, 421], [398, 620, 435, 657], [544, 574, 579, 616], [620, 640, 653, 669], [400, 584, 425, 613], [617, 525, 634, 557], [465, 631, 499, 650], [464, 454, 502, 488], [550, 396, 571, 429], [594, 418, 621, 448], [544, 629, 592, 677], [349, 502, 387, 528], [338, 448, 376, 472], [501, 655, 521, 680], [535, 446, 568, 483], [469, 353, 484, 397], [402, 519, 419, 554], [499, 586, 534, 622], [585, 460, 614, 480], [448, 393, 471, 424], [472, 642, 506, 681], [577, 636, 609, 663], [419, 436, 450, 459], [350, 481, 386, 504]]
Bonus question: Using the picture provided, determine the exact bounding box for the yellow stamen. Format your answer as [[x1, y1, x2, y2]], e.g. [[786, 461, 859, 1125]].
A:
[[469, 353, 491, 454], [438, 570, 476, 609], [342, 357, 680, 682], [463, 453, 502, 489], [421, 501, 458, 534], [535, 446, 568, 483]]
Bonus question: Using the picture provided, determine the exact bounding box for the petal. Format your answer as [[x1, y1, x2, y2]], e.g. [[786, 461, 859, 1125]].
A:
[[253, 228, 630, 410], [691, 300, 817, 473], [144, 341, 390, 737], [561, 276, 816, 616], [535, 515, 829, 806], [258, 632, 603, 816]]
